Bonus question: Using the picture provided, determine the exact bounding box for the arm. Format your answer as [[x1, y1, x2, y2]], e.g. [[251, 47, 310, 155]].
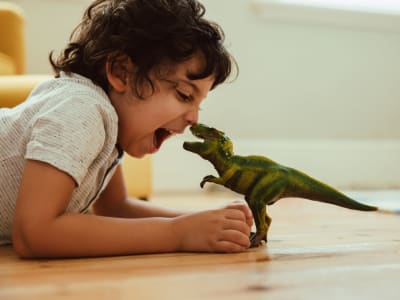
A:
[[12, 161, 252, 258], [12, 160, 181, 258], [92, 165, 188, 218]]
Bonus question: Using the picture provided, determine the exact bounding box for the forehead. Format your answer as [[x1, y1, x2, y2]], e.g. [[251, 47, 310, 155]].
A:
[[159, 52, 214, 82], [157, 54, 215, 98]]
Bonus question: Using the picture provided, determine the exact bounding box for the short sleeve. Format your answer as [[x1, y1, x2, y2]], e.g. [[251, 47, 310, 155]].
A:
[[25, 97, 106, 185]]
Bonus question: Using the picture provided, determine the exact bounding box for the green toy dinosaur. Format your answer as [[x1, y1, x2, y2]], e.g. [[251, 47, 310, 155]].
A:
[[183, 123, 378, 247]]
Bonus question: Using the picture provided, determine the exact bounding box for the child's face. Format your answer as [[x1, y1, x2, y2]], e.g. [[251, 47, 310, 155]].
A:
[[108, 54, 214, 158]]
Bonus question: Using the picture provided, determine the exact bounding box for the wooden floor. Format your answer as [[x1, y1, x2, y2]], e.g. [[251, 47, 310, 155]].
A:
[[1, 191, 400, 300]]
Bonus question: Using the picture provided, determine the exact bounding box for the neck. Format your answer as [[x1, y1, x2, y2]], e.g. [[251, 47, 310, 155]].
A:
[[206, 147, 233, 176]]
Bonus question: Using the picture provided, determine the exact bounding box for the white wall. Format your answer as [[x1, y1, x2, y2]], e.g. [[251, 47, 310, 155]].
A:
[[7, 0, 400, 191], [7, 0, 91, 74]]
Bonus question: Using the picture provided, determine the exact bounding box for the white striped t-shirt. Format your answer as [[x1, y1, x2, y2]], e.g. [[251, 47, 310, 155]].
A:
[[0, 72, 121, 245]]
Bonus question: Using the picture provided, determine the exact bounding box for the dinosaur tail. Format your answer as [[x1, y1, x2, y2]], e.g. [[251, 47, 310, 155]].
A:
[[285, 169, 378, 211], [377, 208, 400, 215]]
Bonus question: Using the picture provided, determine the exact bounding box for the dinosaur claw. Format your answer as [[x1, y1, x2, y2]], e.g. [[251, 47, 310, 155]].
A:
[[250, 232, 267, 247]]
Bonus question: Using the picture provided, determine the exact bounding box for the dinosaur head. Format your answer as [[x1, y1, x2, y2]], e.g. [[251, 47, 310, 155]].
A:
[[183, 123, 233, 160]]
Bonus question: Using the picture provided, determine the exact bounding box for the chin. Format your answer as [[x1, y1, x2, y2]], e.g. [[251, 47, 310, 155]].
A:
[[128, 150, 147, 158], [132, 145, 155, 158], [121, 145, 140, 158]]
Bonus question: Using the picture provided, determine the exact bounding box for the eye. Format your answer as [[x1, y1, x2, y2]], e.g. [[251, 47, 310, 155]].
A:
[[177, 90, 192, 102]]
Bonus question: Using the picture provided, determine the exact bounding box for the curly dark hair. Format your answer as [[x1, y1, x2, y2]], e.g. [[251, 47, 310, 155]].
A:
[[49, 0, 237, 96]]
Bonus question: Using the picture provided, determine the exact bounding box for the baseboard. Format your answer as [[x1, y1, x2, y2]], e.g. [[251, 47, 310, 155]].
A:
[[250, 0, 400, 33], [153, 138, 400, 192]]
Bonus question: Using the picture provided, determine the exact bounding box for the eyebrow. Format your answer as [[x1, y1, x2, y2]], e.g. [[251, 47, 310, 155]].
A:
[[181, 79, 200, 94], [164, 78, 200, 95]]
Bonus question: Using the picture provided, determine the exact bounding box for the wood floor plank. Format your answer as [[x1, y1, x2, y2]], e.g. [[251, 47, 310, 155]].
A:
[[1, 191, 399, 300]]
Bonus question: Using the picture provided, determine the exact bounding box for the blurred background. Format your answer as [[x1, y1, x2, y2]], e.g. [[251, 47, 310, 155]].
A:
[[6, 0, 400, 192]]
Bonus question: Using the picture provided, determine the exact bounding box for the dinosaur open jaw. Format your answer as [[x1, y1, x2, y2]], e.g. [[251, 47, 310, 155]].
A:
[[183, 132, 205, 153], [189, 123, 222, 141], [184, 124, 222, 153], [188, 125, 207, 140], [191, 131, 207, 140], [182, 139, 204, 153]]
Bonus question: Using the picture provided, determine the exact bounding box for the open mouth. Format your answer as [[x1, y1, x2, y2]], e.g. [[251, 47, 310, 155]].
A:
[[153, 128, 173, 151]]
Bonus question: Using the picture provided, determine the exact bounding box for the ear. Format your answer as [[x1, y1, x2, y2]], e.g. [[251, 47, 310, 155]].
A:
[[105, 55, 133, 93]]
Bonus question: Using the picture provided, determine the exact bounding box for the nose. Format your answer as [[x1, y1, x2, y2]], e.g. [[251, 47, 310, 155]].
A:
[[185, 108, 199, 125]]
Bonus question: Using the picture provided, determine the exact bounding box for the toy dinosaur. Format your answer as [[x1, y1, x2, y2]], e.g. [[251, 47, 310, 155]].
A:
[[183, 123, 378, 247]]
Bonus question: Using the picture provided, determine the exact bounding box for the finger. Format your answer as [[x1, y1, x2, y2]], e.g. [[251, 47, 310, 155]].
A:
[[225, 207, 253, 228], [224, 208, 246, 222], [214, 241, 247, 253], [219, 229, 251, 248], [228, 199, 247, 206], [226, 202, 253, 221], [222, 219, 251, 236], [246, 214, 254, 227], [225, 199, 248, 209]]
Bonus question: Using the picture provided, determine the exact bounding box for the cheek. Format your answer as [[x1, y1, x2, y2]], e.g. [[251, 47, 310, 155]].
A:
[[117, 110, 157, 145], [116, 110, 141, 145], [151, 97, 187, 120]]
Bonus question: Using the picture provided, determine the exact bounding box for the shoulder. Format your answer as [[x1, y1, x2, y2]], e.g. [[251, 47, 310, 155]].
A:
[[29, 72, 118, 137], [24, 73, 120, 182]]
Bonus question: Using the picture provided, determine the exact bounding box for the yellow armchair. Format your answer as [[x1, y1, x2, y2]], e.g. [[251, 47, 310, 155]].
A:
[[0, 1, 152, 199], [0, 2, 25, 75]]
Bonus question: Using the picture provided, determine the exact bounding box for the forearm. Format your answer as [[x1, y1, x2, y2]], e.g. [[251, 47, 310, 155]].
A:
[[93, 197, 190, 219], [14, 213, 179, 258]]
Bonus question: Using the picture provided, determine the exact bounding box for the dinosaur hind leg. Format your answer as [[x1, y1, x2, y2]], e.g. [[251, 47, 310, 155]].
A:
[[250, 203, 271, 247], [247, 178, 286, 247]]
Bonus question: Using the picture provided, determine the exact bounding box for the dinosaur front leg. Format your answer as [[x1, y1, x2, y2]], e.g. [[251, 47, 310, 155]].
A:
[[200, 175, 224, 188]]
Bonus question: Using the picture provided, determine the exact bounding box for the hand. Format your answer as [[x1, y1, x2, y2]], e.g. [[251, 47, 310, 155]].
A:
[[172, 200, 253, 253], [222, 199, 254, 228]]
